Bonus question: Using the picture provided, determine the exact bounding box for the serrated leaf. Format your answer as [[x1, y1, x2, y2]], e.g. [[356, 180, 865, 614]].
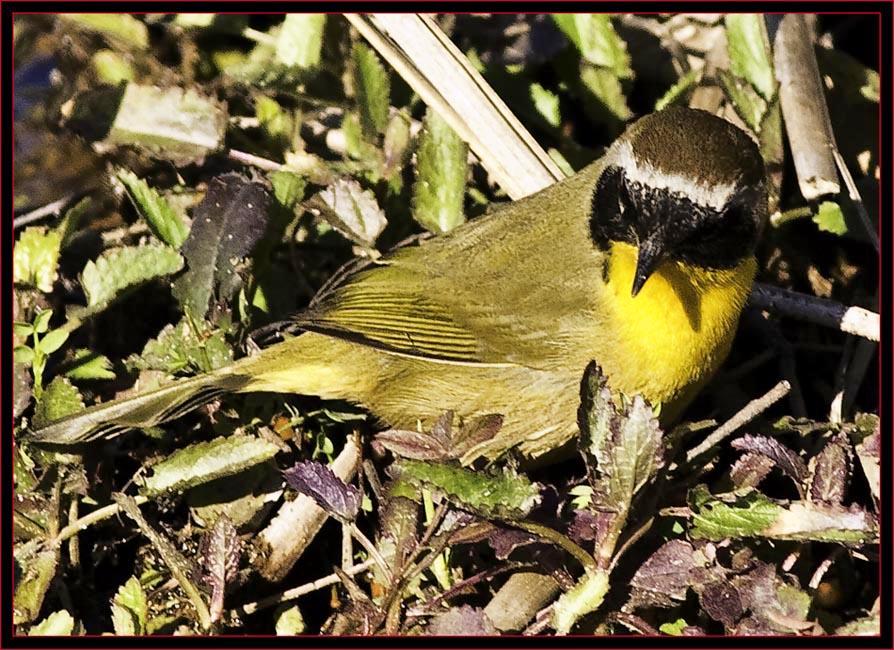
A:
[[14, 227, 62, 293], [113, 494, 210, 629], [13, 541, 60, 624], [64, 349, 117, 381], [33, 376, 84, 429], [58, 13, 148, 49], [578, 363, 662, 510], [393, 459, 541, 519], [808, 432, 852, 505], [812, 201, 848, 235], [729, 452, 776, 490], [689, 489, 783, 540], [200, 514, 241, 624], [283, 460, 361, 522], [128, 318, 234, 375], [629, 539, 696, 606], [140, 435, 282, 497], [117, 170, 190, 249], [725, 14, 775, 100], [309, 178, 387, 247], [730, 434, 807, 490], [275, 14, 326, 69], [172, 174, 271, 319], [78, 243, 183, 318], [111, 576, 147, 635], [353, 42, 391, 140], [375, 428, 452, 461], [553, 14, 632, 78], [28, 610, 75, 636], [412, 108, 468, 235]]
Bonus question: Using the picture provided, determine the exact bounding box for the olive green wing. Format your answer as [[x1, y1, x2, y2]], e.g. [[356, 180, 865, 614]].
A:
[[293, 161, 604, 368]]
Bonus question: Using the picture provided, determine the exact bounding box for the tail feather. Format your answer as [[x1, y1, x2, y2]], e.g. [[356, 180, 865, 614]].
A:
[[27, 371, 251, 446]]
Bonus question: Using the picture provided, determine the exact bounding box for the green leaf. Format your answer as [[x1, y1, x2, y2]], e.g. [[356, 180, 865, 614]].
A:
[[117, 170, 190, 249], [412, 108, 468, 235], [57, 197, 93, 247], [353, 41, 391, 140], [725, 14, 775, 100], [275, 605, 306, 635], [255, 95, 293, 143], [812, 201, 848, 235], [58, 13, 149, 50], [394, 459, 541, 519], [14, 227, 62, 293], [79, 243, 183, 317], [29, 610, 75, 636], [578, 363, 663, 511], [275, 14, 326, 69], [718, 69, 767, 132], [64, 349, 117, 381], [689, 488, 782, 539], [659, 618, 690, 636], [14, 321, 34, 338], [33, 376, 84, 429], [553, 14, 632, 78], [655, 69, 700, 111], [14, 346, 35, 365], [530, 82, 562, 128], [92, 49, 135, 85], [128, 319, 234, 375], [13, 541, 59, 624], [578, 64, 633, 123], [111, 576, 147, 636], [139, 435, 283, 497], [37, 329, 69, 356], [33, 309, 53, 334], [69, 84, 227, 164], [269, 170, 307, 209]]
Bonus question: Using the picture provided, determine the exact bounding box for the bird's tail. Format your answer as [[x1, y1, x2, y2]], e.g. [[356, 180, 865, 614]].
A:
[[26, 333, 368, 446]]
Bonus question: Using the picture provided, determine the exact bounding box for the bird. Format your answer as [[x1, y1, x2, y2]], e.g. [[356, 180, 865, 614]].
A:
[[29, 106, 767, 465]]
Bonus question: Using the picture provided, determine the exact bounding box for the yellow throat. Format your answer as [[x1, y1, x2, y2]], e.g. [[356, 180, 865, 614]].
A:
[[600, 240, 756, 419]]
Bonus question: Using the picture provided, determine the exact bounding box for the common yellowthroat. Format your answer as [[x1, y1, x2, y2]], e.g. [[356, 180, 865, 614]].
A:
[[30, 107, 767, 463]]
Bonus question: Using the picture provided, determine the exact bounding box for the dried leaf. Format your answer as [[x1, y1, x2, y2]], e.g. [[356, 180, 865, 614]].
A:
[[375, 428, 452, 461], [630, 540, 697, 607], [283, 460, 362, 522], [729, 452, 776, 490], [807, 432, 852, 505], [199, 514, 241, 624], [425, 605, 498, 636]]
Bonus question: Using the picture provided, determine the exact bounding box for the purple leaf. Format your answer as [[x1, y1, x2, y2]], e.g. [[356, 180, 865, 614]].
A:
[[283, 460, 361, 521], [731, 434, 807, 491], [199, 514, 240, 624], [375, 428, 452, 461]]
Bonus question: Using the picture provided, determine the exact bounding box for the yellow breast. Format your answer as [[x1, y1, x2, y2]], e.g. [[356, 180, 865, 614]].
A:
[[596, 241, 756, 420]]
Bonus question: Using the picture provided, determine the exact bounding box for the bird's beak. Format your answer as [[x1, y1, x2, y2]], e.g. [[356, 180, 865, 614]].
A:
[[631, 236, 665, 297]]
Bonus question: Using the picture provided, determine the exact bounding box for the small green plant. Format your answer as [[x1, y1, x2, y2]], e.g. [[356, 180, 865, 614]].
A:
[[14, 310, 69, 400]]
